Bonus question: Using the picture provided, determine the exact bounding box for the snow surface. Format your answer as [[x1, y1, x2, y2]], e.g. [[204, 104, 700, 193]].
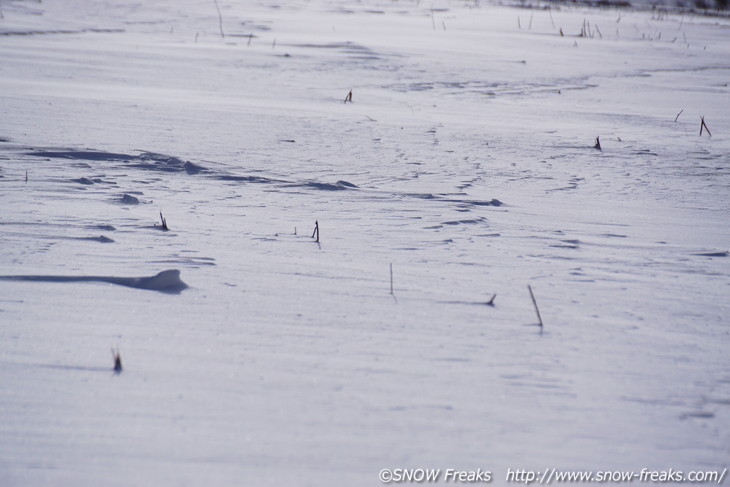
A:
[[1, 0, 729, 485]]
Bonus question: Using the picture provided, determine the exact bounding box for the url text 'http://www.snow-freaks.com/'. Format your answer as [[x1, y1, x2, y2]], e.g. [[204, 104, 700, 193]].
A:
[[378, 467, 727, 484]]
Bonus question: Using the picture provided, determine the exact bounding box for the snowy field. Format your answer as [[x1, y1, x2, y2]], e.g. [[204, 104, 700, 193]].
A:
[[1, 0, 729, 485]]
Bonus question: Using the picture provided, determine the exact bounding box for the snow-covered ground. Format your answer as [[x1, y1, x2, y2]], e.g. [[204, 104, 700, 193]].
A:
[[1, 0, 729, 485]]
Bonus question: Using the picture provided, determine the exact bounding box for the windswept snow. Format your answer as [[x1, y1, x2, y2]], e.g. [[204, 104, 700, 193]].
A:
[[0, 0, 729, 485]]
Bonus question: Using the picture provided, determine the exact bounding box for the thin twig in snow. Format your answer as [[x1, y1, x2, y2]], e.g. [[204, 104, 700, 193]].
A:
[[528, 285, 544, 330], [214, 0, 224, 38], [159, 212, 168, 231], [390, 263, 394, 295], [700, 116, 712, 137], [311, 220, 319, 243]]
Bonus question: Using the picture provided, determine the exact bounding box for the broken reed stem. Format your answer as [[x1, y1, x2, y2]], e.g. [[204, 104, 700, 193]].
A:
[[213, 0, 224, 38], [674, 108, 684, 122], [700, 116, 712, 137], [311, 220, 319, 243], [594, 136, 602, 151], [528, 285, 544, 329], [159, 212, 168, 231], [344, 89, 352, 104]]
